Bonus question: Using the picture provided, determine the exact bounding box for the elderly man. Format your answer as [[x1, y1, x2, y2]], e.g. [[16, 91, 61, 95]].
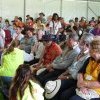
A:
[[59, 33, 94, 100]]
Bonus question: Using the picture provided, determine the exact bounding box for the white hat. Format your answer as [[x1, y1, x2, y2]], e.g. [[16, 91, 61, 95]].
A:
[[44, 80, 61, 99], [36, 68, 46, 75]]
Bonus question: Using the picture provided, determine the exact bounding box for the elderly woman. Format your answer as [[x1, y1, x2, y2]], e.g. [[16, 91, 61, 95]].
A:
[[70, 36, 100, 100]]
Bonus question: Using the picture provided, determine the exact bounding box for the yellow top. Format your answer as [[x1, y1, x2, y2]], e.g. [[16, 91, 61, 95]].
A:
[[84, 59, 100, 95], [17, 80, 44, 100], [0, 48, 24, 77]]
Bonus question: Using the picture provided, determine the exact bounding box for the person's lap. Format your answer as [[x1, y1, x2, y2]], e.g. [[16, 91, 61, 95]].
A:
[[60, 79, 77, 91], [37, 69, 65, 86], [24, 58, 40, 65], [69, 95, 100, 100], [60, 86, 76, 100], [0, 76, 12, 100], [0, 76, 12, 87]]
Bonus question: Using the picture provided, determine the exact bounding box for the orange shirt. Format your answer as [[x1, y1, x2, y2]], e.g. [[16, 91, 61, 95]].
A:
[[43, 42, 62, 66]]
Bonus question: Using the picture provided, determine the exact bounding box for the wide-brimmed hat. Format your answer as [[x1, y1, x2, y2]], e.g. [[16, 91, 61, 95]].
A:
[[39, 12, 45, 16], [44, 80, 61, 99], [42, 34, 52, 41]]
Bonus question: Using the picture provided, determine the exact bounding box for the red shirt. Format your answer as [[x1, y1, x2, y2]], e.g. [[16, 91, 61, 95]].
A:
[[43, 42, 62, 65]]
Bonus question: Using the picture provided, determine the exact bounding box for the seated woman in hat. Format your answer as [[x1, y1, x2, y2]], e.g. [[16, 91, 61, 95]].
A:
[[33, 34, 62, 71], [9, 64, 44, 100], [70, 36, 100, 100]]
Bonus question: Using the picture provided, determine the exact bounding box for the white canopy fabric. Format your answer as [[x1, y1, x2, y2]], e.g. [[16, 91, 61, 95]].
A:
[[0, 0, 99, 21]]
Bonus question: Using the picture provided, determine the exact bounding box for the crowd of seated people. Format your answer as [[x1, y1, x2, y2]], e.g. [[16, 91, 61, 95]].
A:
[[0, 13, 100, 100]]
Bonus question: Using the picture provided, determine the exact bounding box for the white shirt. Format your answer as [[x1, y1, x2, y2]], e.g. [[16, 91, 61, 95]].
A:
[[0, 29, 5, 39], [32, 42, 44, 59], [23, 42, 44, 62], [13, 33, 24, 41], [0, 35, 4, 48], [49, 21, 62, 35], [0, 29, 5, 45], [24, 51, 34, 62]]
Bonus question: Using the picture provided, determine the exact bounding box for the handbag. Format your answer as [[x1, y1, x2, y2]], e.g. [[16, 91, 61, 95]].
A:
[[76, 88, 100, 100]]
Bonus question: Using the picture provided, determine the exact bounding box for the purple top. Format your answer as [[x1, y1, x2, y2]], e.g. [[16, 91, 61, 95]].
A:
[[91, 28, 100, 35]]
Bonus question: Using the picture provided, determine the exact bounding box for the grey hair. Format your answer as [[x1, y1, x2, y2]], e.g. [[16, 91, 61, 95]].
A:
[[68, 33, 79, 41], [81, 33, 94, 45]]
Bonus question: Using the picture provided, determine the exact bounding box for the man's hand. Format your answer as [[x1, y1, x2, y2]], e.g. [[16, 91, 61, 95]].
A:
[[46, 64, 54, 72], [32, 63, 39, 67], [30, 65, 37, 73], [48, 68, 54, 72], [34, 62, 43, 68], [58, 74, 69, 80], [46, 64, 52, 70], [58, 70, 69, 79]]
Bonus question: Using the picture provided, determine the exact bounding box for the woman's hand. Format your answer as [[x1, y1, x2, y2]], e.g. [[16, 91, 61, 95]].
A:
[[77, 74, 85, 88], [80, 87, 88, 94], [77, 81, 88, 88]]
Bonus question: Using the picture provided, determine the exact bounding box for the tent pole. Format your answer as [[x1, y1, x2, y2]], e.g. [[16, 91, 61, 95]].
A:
[[23, 0, 26, 22], [60, 0, 63, 17], [86, 0, 89, 21]]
